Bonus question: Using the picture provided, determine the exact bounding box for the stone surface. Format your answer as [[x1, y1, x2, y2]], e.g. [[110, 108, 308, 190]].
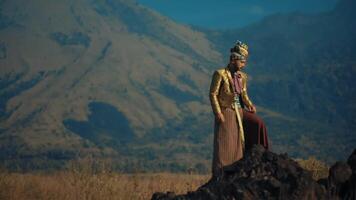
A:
[[152, 145, 356, 200]]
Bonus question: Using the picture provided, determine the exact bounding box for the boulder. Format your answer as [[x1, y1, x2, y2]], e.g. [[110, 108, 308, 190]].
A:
[[152, 145, 356, 200]]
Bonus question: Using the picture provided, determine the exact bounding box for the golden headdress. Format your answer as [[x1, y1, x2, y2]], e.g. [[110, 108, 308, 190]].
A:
[[230, 41, 249, 60]]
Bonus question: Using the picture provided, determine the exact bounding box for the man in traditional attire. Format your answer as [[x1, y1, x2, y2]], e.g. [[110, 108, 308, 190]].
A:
[[210, 41, 269, 178]]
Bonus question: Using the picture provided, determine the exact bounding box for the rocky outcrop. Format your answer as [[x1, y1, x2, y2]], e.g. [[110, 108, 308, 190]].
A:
[[152, 145, 356, 200], [326, 149, 356, 199]]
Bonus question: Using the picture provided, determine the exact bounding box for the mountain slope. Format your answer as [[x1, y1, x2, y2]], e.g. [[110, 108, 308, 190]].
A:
[[202, 0, 356, 162], [0, 0, 354, 171], [0, 0, 223, 170]]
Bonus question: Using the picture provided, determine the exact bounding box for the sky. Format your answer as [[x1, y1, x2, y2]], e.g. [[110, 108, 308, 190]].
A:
[[137, 0, 339, 29]]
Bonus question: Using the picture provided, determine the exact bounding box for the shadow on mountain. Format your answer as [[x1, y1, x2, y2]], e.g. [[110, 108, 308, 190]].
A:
[[152, 145, 356, 200], [0, 72, 45, 121], [63, 101, 134, 149], [49, 32, 91, 48], [159, 80, 200, 103]]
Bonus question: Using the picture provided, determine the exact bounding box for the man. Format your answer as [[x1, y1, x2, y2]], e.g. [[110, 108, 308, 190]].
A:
[[209, 41, 269, 178]]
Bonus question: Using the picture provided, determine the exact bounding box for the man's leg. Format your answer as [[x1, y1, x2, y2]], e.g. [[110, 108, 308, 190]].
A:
[[242, 110, 269, 150]]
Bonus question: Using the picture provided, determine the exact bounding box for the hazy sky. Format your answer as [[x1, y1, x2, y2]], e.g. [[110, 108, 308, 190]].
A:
[[137, 0, 338, 29]]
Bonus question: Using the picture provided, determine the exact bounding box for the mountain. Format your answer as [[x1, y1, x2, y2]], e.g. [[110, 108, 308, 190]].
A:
[[0, 0, 223, 171], [202, 0, 356, 163], [0, 0, 355, 172]]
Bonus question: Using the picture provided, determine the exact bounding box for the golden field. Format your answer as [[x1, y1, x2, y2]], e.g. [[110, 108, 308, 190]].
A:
[[0, 157, 329, 200], [0, 170, 210, 200]]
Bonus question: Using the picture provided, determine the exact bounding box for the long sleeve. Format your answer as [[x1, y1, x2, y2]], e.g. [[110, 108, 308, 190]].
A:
[[209, 71, 222, 115], [241, 74, 253, 108]]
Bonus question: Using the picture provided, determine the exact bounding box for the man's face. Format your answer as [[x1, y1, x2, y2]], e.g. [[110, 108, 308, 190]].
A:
[[231, 59, 247, 70], [238, 59, 247, 69]]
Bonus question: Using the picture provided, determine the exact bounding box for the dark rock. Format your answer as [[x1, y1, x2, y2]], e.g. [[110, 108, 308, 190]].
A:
[[337, 148, 356, 200], [152, 147, 356, 200], [327, 161, 353, 199], [347, 149, 356, 173], [317, 178, 328, 188], [152, 192, 167, 200], [152, 145, 328, 200], [329, 162, 352, 185]]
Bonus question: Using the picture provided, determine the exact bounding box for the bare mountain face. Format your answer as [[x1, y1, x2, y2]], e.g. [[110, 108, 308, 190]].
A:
[[203, 0, 356, 163], [0, 0, 224, 170]]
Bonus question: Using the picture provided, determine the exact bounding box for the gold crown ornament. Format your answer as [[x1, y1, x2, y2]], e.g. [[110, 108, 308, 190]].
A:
[[230, 40, 249, 58]]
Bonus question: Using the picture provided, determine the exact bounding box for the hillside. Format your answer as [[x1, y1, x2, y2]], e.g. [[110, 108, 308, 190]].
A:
[[202, 0, 356, 162], [0, 0, 355, 172], [0, 0, 224, 171]]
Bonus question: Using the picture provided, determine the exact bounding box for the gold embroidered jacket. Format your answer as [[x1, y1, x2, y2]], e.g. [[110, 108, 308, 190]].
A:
[[209, 67, 253, 115]]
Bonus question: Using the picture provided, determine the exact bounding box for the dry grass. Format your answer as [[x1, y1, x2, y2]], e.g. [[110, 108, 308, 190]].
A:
[[297, 156, 329, 180], [0, 156, 330, 200], [0, 170, 210, 200]]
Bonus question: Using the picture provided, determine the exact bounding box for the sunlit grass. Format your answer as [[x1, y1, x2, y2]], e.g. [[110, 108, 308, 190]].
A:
[[297, 156, 329, 180], [0, 156, 330, 200], [0, 170, 210, 200]]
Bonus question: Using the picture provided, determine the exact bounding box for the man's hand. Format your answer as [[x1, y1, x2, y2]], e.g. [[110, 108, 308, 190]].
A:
[[248, 105, 257, 113], [216, 112, 225, 123]]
